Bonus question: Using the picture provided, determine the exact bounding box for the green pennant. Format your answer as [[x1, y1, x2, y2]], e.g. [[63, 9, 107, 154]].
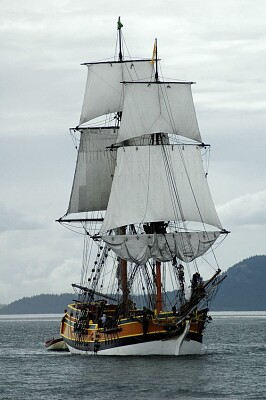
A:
[[117, 18, 123, 29]]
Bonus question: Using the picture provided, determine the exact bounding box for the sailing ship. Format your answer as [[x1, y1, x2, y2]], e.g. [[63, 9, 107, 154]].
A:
[[58, 18, 228, 355]]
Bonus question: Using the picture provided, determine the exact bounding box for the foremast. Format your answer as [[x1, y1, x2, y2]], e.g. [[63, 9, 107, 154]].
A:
[[59, 17, 156, 317], [59, 17, 154, 224], [153, 40, 163, 315]]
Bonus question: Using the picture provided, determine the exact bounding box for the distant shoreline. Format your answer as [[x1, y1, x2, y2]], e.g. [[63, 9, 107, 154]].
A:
[[0, 311, 266, 319], [1, 256, 266, 314]]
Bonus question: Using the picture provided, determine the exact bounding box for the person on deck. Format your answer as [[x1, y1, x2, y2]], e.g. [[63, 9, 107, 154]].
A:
[[101, 313, 107, 327]]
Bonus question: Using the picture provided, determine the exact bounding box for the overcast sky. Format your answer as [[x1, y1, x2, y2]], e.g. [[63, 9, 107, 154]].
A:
[[0, 0, 265, 304]]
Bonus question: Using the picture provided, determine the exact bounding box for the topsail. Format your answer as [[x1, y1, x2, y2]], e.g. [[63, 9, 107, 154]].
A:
[[79, 61, 154, 125], [117, 82, 202, 143]]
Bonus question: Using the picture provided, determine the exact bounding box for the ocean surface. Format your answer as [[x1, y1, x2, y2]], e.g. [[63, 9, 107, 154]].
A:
[[0, 312, 265, 400]]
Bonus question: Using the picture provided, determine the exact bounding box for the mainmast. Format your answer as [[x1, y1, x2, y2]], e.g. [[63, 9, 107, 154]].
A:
[[120, 226, 128, 316], [153, 38, 163, 314], [155, 260, 163, 313], [154, 38, 159, 82], [117, 17, 127, 313]]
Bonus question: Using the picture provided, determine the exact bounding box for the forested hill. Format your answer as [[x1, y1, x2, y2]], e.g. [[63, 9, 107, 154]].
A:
[[211, 255, 266, 311], [0, 293, 74, 315], [0, 255, 265, 314]]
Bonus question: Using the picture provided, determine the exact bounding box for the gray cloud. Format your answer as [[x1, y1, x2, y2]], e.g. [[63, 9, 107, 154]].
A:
[[0, 204, 43, 232], [218, 191, 266, 226]]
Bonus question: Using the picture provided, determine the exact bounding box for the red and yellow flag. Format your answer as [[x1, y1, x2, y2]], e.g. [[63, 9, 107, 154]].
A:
[[151, 40, 157, 64]]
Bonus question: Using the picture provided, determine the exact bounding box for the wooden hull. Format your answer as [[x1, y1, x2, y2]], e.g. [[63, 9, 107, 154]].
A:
[[60, 306, 207, 356], [65, 330, 191, 355]]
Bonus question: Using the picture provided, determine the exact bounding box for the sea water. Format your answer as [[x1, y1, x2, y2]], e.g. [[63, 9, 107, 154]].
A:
[[0, 312, 265, 400]]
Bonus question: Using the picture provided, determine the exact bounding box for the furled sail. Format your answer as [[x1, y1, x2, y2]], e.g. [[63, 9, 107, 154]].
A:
[[79, 60, 154, 125], [102, 231, 221, 264], [116, 82, 202, 143], [100, 145, 222, 232], [67, 128, 117, 214]]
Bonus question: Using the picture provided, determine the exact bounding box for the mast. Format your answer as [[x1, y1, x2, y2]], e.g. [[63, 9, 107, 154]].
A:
[[154, 39, 162, 313], [117, 16, 123, 62], [155, 261, 162, 313], [120, 226, 128, 316], [154, 38, 159, 82], [117, 17, 127, 311], [116, 16, 123, 127]]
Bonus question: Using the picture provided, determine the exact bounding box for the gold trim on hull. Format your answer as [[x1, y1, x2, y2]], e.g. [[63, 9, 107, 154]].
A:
[[60, 306, 207, 354]]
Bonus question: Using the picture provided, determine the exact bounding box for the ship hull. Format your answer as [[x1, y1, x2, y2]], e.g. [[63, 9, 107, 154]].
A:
[[65, 334, 202, 356], [60, 306, 206, 356], [64, 323, 192, 356]]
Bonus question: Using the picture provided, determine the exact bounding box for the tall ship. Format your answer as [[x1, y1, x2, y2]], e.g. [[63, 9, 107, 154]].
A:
[[58, 18, 228, 355]]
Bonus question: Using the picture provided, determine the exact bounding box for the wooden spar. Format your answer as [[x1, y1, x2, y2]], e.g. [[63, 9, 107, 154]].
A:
[[116, 16, 123, 127], [152, 48, 163, 312], [56, 218, 104, 223], [120, 226, 128, 315], [156, 261, 162, 313], [152, 34, 164, 313], [72, 284, 118, 302], [117, 16, 123, 62], [155, 38, 158, 82], [121, 258, 128, 313]]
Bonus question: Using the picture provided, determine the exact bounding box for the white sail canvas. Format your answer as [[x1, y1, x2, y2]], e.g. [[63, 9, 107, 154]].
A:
[[103, 231, 221, 264], [79, 60, 154, 125], [101, 145, 222, 232], [67, 128, 117, 213], [117, 82, 202, 143]]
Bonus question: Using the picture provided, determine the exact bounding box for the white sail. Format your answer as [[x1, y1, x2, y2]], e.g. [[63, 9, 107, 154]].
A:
[[67, 128, 117, 214], [102, 231, 221, 264], [116, 82, 202, 143], [101, 145, 222, 232], [79, 60, 154, 125]]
